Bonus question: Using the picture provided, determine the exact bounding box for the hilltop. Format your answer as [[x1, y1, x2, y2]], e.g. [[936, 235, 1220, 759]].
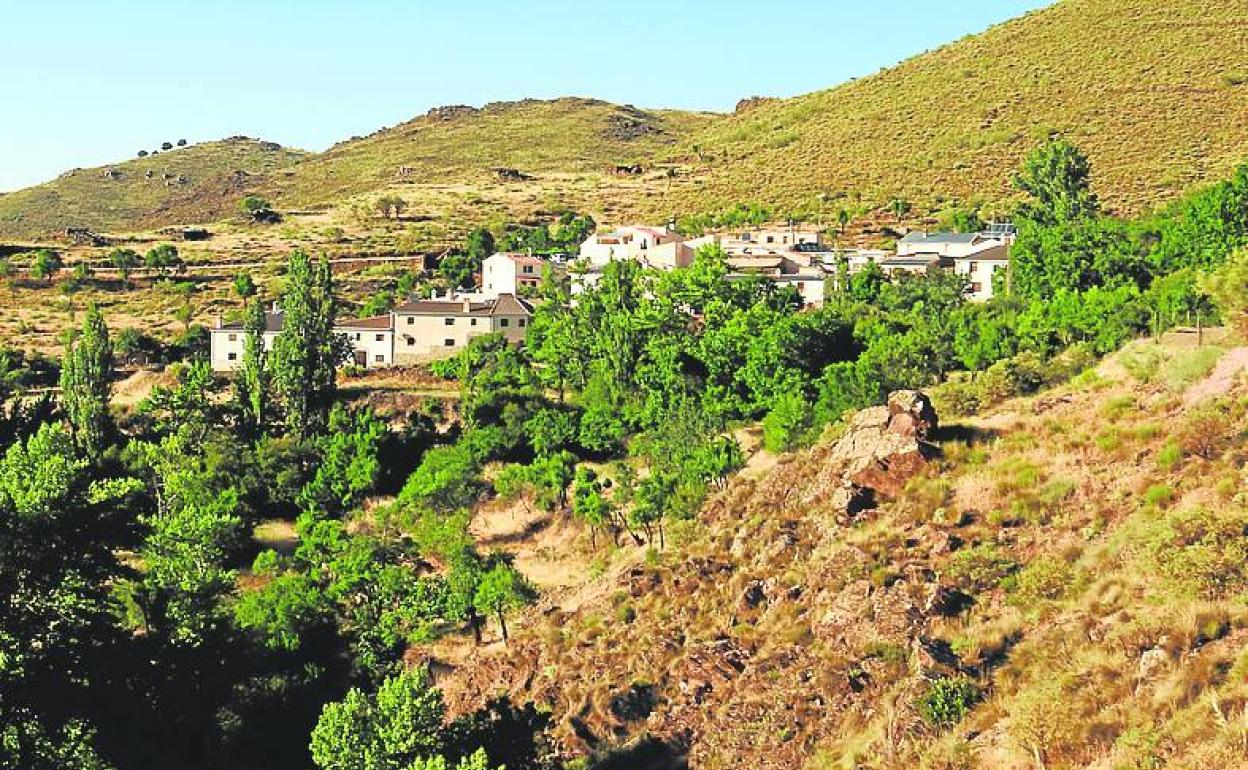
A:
[[2, 0, 1246, 241], [0, 137, 307, 238]]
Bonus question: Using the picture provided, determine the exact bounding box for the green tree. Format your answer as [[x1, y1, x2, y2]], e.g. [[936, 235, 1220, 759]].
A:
[[298, 405, 386, 518], [28, 249, 62, 283], [271, 251, 343, 437], [233, 272, 257, 300], [473, 564, 524, 643], [59, 305, 114, 459], [234, 297, 270, 435], [309, 667, 445, 770], [108, 248, 140, 289], [144, 243, 183, 276], [1015, 137, 1100, 225], [1201, 246, 1248, 337]]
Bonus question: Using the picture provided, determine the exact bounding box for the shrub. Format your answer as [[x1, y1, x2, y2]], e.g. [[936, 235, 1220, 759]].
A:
[[1157, 440, 1183, 471], [1146, 507, 1248, 598], [1142, 483, 1174, 508], [917, 676, 981, 729], [945, 544, 1017, 592], [1008, 556, 1073, 607]]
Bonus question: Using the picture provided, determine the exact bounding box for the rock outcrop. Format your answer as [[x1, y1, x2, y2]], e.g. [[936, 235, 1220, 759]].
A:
[[824, 390, 939, 518]]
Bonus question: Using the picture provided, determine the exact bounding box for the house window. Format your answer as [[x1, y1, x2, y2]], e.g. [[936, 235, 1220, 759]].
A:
[[444, 338, 454, 347], [519, 318, 527, 328], [406, 316, 414, 325], [444, 318, 454, 326], [406, 338, 414, 346], [354, 333, 361, 341], [227, 333, 237, 342], [470, 318, 477, 326], [522, 265, 533, 274], [969, 261, 978, 272], [766, 236, 775, 244], [374, 354, 384, 363], [227, 352, 237, 362], [971, 282, 983, 294], [499, 318, 510, 328]]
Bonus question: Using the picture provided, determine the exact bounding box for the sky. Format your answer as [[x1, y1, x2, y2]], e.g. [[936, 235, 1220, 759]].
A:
[[0, 0, 1051, 192]]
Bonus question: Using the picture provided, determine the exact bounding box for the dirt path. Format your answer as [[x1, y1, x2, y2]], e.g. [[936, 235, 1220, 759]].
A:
[[1184, 346, 1248, 406]]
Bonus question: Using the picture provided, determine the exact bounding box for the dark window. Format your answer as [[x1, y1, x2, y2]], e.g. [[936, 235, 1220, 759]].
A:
[[227, 333, 237, 342], [375, 334, 384, 342], [523, 265, 533, 274], [406, 338, 414, 346], [227, 352, 237, 361], [519, 318, 527, 328], [470, 318, 477, 326], [406, 316, 414, 325], [444, 318, 454, 326], [444, 338, 454, 347], [374, 354, 384, 362], [499, 318, 510, 328]]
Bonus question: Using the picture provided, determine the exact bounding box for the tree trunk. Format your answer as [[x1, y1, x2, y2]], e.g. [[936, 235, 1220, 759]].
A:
[[469, 610, 483, 645], [498, 611, 509, 643]]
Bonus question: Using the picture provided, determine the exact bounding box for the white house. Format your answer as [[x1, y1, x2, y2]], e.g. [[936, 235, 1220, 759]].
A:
[[578, 225, 686, 267], [482, 252, 546, 299], [392, 293, 533, 362], [209, 293, 534, 372], [209, 308, 282, 372], [896, 231, 1011, 301], [718, 226, 824, 256], [336, 315, 396, 368]]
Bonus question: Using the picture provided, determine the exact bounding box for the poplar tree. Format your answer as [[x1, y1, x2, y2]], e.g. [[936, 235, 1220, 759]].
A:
[[234, 297, 269, 434], [59, 305, 114, 458], [270, 252, 341, 437]]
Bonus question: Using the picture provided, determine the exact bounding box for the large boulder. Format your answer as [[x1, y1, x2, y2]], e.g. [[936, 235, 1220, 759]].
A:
[[825, 391, 939, 516]]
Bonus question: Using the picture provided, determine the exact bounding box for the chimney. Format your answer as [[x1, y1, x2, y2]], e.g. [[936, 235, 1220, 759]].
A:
[[214, 315, 222, 329], [271, 300, 281, 314], [462, 297, 471, 313]]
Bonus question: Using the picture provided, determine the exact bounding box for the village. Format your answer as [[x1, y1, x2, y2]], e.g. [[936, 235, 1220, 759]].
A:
[[209, 221, 1016, 371]]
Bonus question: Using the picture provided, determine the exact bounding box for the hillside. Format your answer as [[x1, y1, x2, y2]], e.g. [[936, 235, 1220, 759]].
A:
[[667, 0, 1248, 218], [265, 98, 715, 207], [431, 336, 1248, 769], [2, 0, 1245, 241], [0, 137, 308, 238]]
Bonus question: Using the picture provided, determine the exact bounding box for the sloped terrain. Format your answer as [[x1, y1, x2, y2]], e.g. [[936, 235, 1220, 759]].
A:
[[429, 338, 1248, 769], [4, 0, 1247, 241], [264, 98, 715, 207], [667, 0, 1248, 219], [0, 138, 308, 238]]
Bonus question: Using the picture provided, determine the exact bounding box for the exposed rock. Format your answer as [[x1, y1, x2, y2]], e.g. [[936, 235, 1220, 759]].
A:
[[1137, 647, 1170, 681], [821, 391, 940, 516], [740, 580, 769, 610], [734, 96, 778, 114]]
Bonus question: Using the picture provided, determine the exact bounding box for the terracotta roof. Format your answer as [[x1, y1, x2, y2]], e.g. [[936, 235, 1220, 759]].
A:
[[335, 315, 394, 331]]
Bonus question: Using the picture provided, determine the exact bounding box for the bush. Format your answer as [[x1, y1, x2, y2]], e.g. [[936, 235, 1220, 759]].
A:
[[1007, 556, 1073, 607], [762, 391, 811, 452], [917, 676, 981, 729], [945, 544, 1017, 592], [1147, 507, 1248, 598]]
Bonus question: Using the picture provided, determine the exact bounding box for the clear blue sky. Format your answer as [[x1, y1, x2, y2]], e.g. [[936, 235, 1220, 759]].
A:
[[0, 0, 1051, 192]]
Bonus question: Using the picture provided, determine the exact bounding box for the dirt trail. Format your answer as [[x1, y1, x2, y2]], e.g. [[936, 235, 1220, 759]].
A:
[[1184, 346, 1248, 406]]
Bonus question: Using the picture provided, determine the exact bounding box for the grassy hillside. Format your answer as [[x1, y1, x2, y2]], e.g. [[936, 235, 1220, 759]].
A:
[[433, 336, 1248, 769], [666, 0, 1248, 219], [2, 0, 1245, 241], [0, 138, 308, 238], [266, 98, 716, 207]]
